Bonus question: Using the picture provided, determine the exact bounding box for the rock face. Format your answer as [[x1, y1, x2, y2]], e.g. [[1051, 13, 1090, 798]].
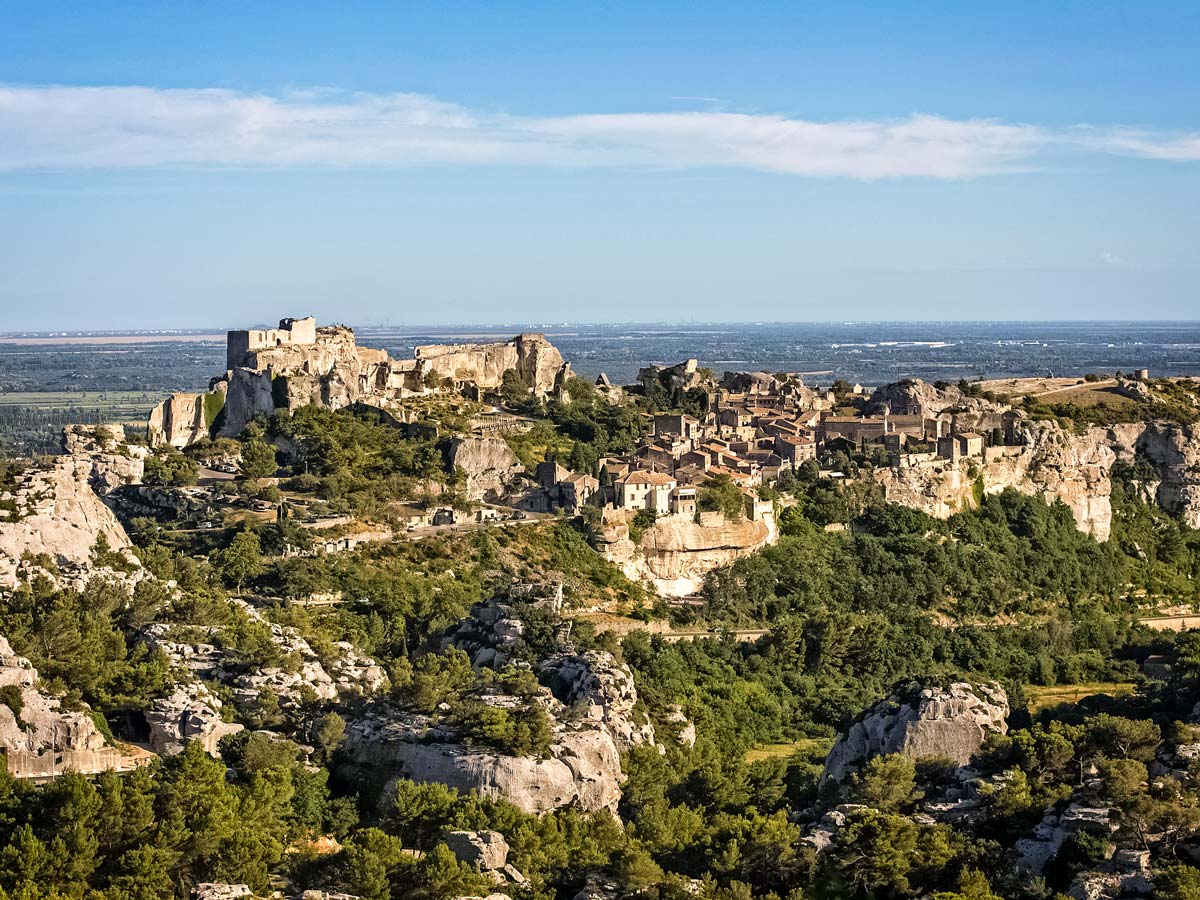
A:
[[145, 682, 244, 757], [344, 597, 648, 815], [147, 390, 218, 449], [595, 508, 777, 597], [875, 422, 1116, 539], [61, 424, 146, 496], [148, 317, 570, 446], [445, 830, 510, 871], [0, 445, 139, 589], [866, 379, 1200, 538], [138, 600, 387, 719], [1108, 422, 1200, 529], [346, 712, 624, 816], [415, 333, 568, 397], [447, 437, 524, 501], [0, 635, 141, 779], [866, 378, 1011, 435], [822, 681, 1009, 784], [538, 651, 656, 751]]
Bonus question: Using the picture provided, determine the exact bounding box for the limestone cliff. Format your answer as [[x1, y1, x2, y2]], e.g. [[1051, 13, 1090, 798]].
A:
[[0, 635, 144, 779], [0, 442, 139, 589], [415, 333, 568, 396], [148, 318, 570, 446], [874, 421, 1116, 539], [447, 437, 525, 501], [1106, 422, 1200, 529], [595, 509, 777, 597], [874, 417, 1200, 540]]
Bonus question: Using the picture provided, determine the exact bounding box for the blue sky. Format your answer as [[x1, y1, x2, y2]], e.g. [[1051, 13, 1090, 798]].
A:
[[1, 1, 1198, 329]]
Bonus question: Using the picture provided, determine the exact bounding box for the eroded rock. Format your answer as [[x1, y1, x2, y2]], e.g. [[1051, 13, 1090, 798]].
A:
[[822, 681, 1009, 784], [0, 635, 143, 779]]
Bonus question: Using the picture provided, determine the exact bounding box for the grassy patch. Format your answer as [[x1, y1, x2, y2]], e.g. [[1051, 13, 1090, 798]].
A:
[[744, 737, 833, 763], [1024, 681, 1136, 713]]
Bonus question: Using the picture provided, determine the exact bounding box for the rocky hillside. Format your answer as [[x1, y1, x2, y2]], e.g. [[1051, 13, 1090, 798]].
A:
[[0, 426, 142, 588], [869, 379, 1200, 539]]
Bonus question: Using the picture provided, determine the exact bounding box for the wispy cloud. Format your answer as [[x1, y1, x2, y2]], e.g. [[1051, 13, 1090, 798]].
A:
[[1, 84, 1198, 179]]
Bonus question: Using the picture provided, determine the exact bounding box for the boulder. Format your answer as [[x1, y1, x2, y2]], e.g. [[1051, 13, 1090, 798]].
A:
[[445, 830, 510, 871], [822, 681, 1009, 784], [192, 886, 252, 900], [343, 706, 624, 815], [145, 682, 244, 757], [446, 437, 523, 501]]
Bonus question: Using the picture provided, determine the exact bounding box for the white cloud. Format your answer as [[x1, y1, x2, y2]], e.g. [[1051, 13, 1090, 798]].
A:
[[0, 84, 1197, 178]]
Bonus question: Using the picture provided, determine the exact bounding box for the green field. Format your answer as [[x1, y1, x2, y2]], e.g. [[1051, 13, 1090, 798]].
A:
[[744, 738, 833, 763], [1024, 681, 1136, 713], [0, 390, 161, 420]]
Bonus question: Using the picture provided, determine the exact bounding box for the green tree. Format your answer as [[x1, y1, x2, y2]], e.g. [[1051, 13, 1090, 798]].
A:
[[240, 439, 279, 482], [219, 531, 264, 595]]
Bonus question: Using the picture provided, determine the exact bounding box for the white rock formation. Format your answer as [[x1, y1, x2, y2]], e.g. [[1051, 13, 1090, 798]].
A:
[[0, 635, 141, 779], [145, 682, 244, 757], [595, 508, 777, 597], [148, 318, 570, 446], [0, 448, 139, 589], [447, 437, 524, 501], [822, 681, 1009, 784]]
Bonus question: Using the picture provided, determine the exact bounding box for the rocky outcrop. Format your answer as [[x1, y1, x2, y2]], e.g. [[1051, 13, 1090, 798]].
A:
[[595, 509, 777, 597], [344, 597, 648, 815], [447, 437, 524, 501], [444, 830, 527, 886], [138, 601, 387, 715], [443, 596, 655, 751], [1108, 422, 1200, 529], [822, 681, 1009, 784], [147, 390, 220, 449], [61, 424, 146, 495], [343, 705, 624, 815], [538, 651, 655, 751], [874, 422, 1116, 539], [145, 682, 244, 757], [0, 635, 143, 779], [416, 333, 569, 397], [866, 379, 1200, 537], [0, 448, 139, 589], [192, 886, 252, 900], [148, 318, 570, 446], [866, 378, 1011, 435]]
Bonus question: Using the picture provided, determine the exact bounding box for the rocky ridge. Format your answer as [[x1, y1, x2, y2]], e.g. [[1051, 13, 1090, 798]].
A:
[[149, 318, 570, 447], [867, 379, 1200, 539]]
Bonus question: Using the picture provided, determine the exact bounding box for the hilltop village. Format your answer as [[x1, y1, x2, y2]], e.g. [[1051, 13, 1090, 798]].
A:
[[141, 318, 1200, 596], [3, 316, 1200, 900]]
